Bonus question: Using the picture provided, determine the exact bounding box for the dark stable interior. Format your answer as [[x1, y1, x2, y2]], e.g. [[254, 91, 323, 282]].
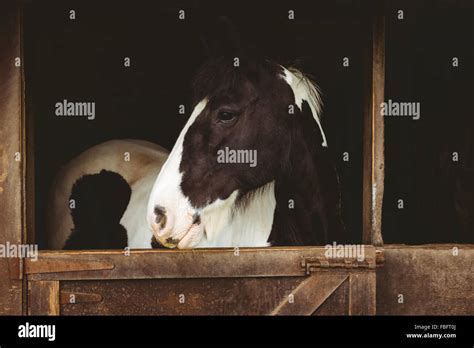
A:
[[383, 0, 473, 243], [23, 0, 472, 248]]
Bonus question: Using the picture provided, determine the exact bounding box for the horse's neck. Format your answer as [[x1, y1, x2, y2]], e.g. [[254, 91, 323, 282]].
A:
[[197, 181, 276, 247], [269, 130, 344, 246], [195, 142, 342, 248], [270, 153, 324, 246]]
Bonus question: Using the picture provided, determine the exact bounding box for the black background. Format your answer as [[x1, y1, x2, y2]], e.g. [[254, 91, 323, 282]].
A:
[[383, 0, 473, 244], [0, 315, 473, 344]]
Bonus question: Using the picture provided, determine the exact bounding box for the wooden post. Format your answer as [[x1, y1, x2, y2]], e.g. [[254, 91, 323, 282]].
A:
[[0, 1, 24, 315], [348, 272, 376, 315], [28, 281, 60, 315], [363, 2, 385, 246]]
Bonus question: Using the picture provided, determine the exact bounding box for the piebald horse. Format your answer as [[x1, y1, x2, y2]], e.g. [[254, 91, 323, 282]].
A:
[[47, 58, 345, 249]]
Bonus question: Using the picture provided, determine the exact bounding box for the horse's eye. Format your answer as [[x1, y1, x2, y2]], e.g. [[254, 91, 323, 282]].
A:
[[217, 111, 237, 123]]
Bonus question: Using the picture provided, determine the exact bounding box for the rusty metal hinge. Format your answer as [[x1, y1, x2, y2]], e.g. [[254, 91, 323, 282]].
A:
[[301, 256, 376, 275], [60, 291, 103, 305]]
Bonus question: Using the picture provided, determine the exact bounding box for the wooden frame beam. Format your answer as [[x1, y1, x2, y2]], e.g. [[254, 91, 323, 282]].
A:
[[25, 246, 378, 281], [28, 280, 60, 315], [0, 1, 24, 315], [363, 2, 385, 246]]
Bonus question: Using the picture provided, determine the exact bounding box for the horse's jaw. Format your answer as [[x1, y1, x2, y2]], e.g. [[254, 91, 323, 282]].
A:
[[196, 181, 276, 248]]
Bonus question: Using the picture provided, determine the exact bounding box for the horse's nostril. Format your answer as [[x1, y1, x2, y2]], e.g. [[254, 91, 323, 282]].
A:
[[192, 212, 201, 225], [154, 205, 167, 228]]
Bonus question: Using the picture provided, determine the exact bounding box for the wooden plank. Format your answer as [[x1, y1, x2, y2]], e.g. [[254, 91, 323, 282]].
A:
[[24, 1, 35, 247], [271, 273, 349, 315], [377, 245, 474, 315], [60, 277, 304, 315], [371, 1, 385, 247], [26, 259, 114, 274], [349, 272, 376, 315], [314, 279, 350, 315], [0, 1, 24, 315], [59, 272, 379, 315], [28, 280, 60, 315], [362, 0, 385, 246], [384, 243, 474, 250], [25, 246, 377, 281]]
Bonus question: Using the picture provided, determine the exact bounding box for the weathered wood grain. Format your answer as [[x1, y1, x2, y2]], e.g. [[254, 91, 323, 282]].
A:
[[271, 273, 349, 315], [0, 1, 24, 315], [377, 245, 474, 315], [59, 274, 371, 316], [28, 280, 60, 315], [349, 272, 376, 315], [25, 246, 377, 281], [25, 247, 378, 315], [363, 1, 385, 246], [60, 277, 305, 315]]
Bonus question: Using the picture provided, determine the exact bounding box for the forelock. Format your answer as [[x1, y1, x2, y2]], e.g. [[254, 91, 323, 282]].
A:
[[191, 57, 279, 104]]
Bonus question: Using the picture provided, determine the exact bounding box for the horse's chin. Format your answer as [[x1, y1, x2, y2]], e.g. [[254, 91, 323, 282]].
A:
[[177, 223, 204, 249]]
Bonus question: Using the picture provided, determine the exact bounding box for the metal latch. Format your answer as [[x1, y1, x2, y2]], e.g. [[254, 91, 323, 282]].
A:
[[60, 291, 103, 305], [301, 256, 376, 275]]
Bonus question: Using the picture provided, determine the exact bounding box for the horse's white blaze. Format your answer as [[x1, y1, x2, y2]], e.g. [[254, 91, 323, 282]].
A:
[[146, 99, 208, 248], [281, 67, 328, 147]]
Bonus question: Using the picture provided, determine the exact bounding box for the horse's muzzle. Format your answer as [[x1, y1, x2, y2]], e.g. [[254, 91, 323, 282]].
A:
[[151, 205, 203, 249]]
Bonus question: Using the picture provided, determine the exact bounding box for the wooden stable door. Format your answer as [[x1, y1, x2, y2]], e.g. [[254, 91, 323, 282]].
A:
[[25, 247, 378, 315]]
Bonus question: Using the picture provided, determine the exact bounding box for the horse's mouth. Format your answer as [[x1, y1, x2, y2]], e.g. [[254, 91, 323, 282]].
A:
[[151, 235, 169, 249], [151, 236, 179, 249], [152, 221, 203, 249]]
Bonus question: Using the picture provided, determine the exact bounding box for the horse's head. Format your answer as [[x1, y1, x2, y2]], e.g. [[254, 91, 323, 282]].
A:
[[146, 55, 331, 248]]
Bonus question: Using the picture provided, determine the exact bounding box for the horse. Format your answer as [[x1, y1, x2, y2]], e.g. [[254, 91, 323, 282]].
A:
[[46, 140, 169, 249], [47, 56, 346, 250]]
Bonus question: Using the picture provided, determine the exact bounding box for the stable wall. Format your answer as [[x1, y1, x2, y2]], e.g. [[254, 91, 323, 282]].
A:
[[377, 245, 474, 315]]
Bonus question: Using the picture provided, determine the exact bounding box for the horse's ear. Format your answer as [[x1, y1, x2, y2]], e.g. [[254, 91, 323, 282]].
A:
[[199, 16, 243, 59]]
